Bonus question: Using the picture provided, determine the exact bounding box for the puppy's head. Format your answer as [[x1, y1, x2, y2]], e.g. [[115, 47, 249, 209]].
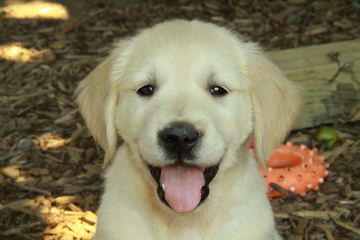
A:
[[76, 20, 300, 213]]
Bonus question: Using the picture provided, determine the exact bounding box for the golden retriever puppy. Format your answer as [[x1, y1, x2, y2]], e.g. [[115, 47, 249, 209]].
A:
[[76, 20, 300, 240]]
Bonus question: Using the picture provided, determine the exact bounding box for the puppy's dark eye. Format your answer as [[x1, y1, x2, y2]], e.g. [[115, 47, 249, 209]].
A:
[[209, 85, 228, 97], [137, 85, 155, 97]]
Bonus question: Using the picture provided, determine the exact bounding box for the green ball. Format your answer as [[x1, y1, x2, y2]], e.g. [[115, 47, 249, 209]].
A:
[[315, 126, 338, 149]]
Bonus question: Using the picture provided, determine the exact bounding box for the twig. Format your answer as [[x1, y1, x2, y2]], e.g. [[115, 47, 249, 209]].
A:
[[292, 211, 338, 220], [1, 204, 42, 217], [326, 52, 353, 84], [7, 89, 53, 101], [2, 221, 43, 236], [316, 224, 336, 240], [12, 182, 52, 196], [331, 217, 360, 236], [269, 182, 297, 199], [324, 229, 336, 240]]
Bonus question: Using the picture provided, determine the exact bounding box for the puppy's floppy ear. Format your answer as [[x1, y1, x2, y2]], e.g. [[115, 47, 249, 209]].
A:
[[75, 54, 119, 166], [245, 43, 301, 167], [76, 39, 132, 165]]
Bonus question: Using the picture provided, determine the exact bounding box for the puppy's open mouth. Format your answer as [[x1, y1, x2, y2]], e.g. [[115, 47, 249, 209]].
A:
[[148, 162, 219, 213]]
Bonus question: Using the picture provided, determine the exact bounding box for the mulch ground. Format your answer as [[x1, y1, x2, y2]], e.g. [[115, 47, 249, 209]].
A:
[[0, 1, 359, 239]]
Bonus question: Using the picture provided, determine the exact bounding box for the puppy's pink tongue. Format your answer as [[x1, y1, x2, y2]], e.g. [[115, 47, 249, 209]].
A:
[[160, 164, 205, 213]]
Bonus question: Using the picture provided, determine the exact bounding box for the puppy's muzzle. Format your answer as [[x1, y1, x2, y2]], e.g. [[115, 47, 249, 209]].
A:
[[151, 121, 219, 213], [158, 121, 201, 160]]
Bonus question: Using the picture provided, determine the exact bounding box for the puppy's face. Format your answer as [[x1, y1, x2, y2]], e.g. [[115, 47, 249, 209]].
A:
[[117, 50, 252, 165], [76, 20, 300, 214]]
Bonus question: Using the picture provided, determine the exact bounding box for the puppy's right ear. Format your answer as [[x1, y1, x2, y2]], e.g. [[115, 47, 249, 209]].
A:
[[76, 40, 132, 166], [75, 55, 118, 166]]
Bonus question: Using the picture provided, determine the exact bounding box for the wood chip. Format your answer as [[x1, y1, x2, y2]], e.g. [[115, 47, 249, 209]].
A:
[[332, 218, 360, 236], [292, 211, 338, 220], [0, 165, 21, 179]]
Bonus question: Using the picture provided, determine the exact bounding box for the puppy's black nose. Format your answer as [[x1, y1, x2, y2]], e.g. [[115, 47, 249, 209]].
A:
[[158, 122, 200, 157]]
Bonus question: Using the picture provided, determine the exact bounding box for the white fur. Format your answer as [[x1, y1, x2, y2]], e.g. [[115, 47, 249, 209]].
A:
[[76, 20, 300, 240]]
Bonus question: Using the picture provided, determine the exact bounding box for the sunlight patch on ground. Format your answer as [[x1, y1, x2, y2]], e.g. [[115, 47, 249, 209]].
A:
[[0, 42, 55, 63], [33, 133, 71, 151], [43, 208, 97, 240], [0, 196, 97, 240], [1, 0, 69, 19]]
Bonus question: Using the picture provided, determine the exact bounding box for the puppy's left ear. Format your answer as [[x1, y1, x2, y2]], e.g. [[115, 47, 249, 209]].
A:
[[245, 43, 301, 167]]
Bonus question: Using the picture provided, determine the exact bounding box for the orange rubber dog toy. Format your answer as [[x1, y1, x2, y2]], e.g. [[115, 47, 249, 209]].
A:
[[257, 142, 329, 199]]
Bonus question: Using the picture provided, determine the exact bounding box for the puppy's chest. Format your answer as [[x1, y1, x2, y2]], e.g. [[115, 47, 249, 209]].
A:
[[153, 221, 210, 240], [159, 229, 204, 240]]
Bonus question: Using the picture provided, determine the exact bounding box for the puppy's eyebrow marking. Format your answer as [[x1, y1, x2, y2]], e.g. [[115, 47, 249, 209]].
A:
[[207, 73, 229, 90], [207, 72, 217, 84], [138, 70, 157, 88], [122, 71, 157, 92], [146, 70, 156, 82], [207, 72, 248, 93]]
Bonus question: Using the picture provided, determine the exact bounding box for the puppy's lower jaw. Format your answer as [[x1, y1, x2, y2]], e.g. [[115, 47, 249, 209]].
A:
[[148, 162, 219, 213]]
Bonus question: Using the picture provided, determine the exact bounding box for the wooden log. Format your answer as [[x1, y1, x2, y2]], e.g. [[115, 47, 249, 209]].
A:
[[267, 40, 360, 129]]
